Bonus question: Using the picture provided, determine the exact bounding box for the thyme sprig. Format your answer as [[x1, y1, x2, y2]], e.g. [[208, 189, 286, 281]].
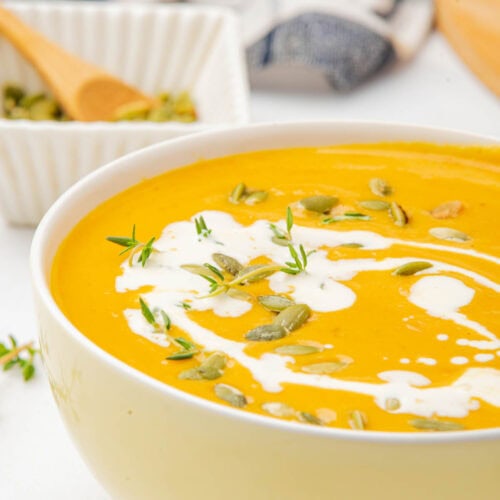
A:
[[322, 213, 371, 224], [270, 206, 294, 246], [139, 297, 198, 360], [0, 335, 38, 381], [106, 225, 156, 267], [281, 244, 309, 275]]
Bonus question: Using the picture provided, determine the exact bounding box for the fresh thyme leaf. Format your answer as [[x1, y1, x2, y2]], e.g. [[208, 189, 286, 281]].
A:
[[177, 301, 192, 310], [286, 207, 293, 234], [0, 335, 39, 382], [167, 335, 199, 361], [175, 337, 195, 351], [139, 297, 157, 327], [160, 310, 171, 330], [137, 237, 155, 267], [194, 216, 212, 239], [204, 263, 224, 281]]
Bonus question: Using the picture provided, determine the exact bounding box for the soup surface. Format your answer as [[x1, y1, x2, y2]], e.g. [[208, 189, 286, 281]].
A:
[[51, 143, 500, 432]]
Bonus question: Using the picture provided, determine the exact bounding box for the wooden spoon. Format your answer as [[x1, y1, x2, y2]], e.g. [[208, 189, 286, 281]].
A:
[[0, 6, 152, 121]]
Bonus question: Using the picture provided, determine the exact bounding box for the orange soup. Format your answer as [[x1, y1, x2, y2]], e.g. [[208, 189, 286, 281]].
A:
[[51, 143, 500, 432]]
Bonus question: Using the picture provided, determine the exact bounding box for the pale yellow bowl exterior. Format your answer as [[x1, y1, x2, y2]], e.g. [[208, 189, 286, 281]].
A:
[[31, 123, 500, 500]]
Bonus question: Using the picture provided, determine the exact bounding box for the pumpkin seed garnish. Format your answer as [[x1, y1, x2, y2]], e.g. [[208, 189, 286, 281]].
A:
[[369, 178, 392, 197], [229, 182, 247, 204], [257, 295, 296, 312], [245, 324, 287, 342], [429, 227, 470, 242], [302, 361, 348, 374], [214, 383, 247, 408], [430, 201, 463, 219], [393, 261, 432, 276], [274, 344, 320, 356], [181, 263, 221, 280], [410, 418, 464, 432], [236, 264, 278, 284], [322, 213, 371, 223], [262, 402, 296, 418], [359, 200, 390, 211], [179, 352, 226, 380], [226, 288, 253, 301], [389, 202, 408, 227], [212, 253, 243, 276], [348, 410, 367, 430], [384, 398, 401, 411], [340, 242, 364, 248], [300, 195, 338, 213], [245, 190, 268, 205], [298, 411, 323, 425], [273, 304, 311, 333]]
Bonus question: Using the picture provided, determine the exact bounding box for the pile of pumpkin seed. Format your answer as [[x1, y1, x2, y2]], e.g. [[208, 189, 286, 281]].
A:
[[2, 83, 197, 122]]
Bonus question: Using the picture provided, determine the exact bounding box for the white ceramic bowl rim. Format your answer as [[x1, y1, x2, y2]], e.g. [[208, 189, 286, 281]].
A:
[[31, 120, 500, 444]]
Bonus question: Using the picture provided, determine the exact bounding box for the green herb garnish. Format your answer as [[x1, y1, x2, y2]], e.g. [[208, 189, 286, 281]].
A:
[[281, 244, 309, 275], [0, 335, 38, 381], [106, 225, 156, 267], [139, 297, 198, 360], [194, 216, 211, 239]]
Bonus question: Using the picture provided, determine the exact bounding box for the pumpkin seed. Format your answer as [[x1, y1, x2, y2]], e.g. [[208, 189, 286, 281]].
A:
[[348, 410, 367, 430], [393, 261, 432, 276], [410, 418, 464, 432], [273, 304, 311, 332], [316, 408, 337, 424], [237, 264, 276, 283], [302, 361, 347, 374], [178, 352, 226, 381], [300, 195, 338, 213], [369, 178, 392, 197], [181, 263, 220, 280], [212, 253, 243, 275], [245, 191, 268, 205], [274, 344, 320, 356], [229, 182, 247, 204], [340, 243, 363, 248], [359, 200, 390, 211], [385, 398, 401, 411], [429, 227, 470, 242], [214, 383, 247, 408], [262, 402, 296, 418], [298, 411, 323, 425], [226, 288, 253, 301], [389, 202, 408, 226], [430, 201, 463, 219], [245, 324, 287, 341], [257, 295, 295, 312]]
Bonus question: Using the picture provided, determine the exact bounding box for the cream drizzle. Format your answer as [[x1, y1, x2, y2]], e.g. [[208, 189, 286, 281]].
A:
[[116, 211, 500, 419]]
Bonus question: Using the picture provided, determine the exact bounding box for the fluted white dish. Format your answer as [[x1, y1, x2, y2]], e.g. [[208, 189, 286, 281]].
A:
[[0, 1, 249, 226], [31, 122, 499, 500]]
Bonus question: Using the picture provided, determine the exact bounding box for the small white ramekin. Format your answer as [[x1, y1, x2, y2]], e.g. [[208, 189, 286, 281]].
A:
[[0, 2, 249, 226], [31, 122, 500, 500]]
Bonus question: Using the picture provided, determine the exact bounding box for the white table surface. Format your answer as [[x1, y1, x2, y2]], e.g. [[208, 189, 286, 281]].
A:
[[1, 32, 499, 499]]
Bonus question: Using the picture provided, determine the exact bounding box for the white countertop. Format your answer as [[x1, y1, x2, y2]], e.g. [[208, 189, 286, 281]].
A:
[[1, 32, 499, 499]]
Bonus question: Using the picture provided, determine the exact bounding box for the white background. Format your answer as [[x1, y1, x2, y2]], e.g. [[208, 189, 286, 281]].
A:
[[1, 32, 499, 498]]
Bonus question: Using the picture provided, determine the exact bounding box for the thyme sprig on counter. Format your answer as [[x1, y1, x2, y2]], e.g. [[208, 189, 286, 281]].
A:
[[106, 225, 156, 267], [139, 298, 198, 360], [0, 335, 38, 381]]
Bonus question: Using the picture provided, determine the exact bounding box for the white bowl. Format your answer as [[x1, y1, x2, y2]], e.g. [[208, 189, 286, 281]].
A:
[[0, 1, 249, 226], [31, 122, 500, 500]]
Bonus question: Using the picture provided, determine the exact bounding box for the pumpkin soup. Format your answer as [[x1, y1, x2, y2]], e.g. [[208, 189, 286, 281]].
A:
[[51, 143, 500, 432]]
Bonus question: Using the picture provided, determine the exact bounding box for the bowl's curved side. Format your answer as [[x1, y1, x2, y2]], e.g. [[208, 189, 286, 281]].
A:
[[31, 122, 500, 499]]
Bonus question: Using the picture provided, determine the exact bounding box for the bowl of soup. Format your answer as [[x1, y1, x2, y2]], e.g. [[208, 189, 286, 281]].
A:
[[31, 122, 500, 500]]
